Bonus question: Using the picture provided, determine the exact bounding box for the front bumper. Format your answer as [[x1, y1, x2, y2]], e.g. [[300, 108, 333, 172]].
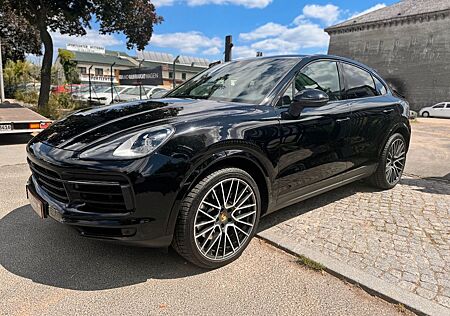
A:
[[27, 176, 173, 247], [25, 142, 184, 247]]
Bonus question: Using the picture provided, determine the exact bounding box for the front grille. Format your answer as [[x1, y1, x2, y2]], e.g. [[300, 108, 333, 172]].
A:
[[29, 160, 69, 203], [28, 159, 133, 213]]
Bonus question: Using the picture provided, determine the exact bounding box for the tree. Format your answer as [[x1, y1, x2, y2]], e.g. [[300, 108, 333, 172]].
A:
[[2, 0, 163, 108], [0, 7, 41, 66], [58, 49, 80, 84], [3, 59, 33, 88]]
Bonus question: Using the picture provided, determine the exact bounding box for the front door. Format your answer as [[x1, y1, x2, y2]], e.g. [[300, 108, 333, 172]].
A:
[[275, 60, 353, 204]]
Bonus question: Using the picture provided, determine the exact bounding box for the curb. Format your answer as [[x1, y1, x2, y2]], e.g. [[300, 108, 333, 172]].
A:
[[257, 230, 449, 316]]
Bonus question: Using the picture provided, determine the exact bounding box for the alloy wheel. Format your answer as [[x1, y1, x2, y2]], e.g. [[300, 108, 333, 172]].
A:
[[385, 138, 406, 185], [193, 178, 257, 261]]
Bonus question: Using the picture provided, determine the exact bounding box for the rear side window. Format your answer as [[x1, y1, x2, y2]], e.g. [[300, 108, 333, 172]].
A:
[[373, 76, 387, 95], [342, 63, 377, 99]]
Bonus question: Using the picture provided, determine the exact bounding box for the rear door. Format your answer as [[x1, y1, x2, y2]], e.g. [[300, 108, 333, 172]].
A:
[[341, 62, 398, 168]]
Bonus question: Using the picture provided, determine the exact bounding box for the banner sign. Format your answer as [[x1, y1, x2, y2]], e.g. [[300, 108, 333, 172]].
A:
[[118, 66, 163, 85]]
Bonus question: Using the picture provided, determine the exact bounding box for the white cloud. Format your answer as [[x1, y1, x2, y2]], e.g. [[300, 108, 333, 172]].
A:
[[300, 4, 340, 26], [237, 19, 329, 57], [152, 0, 175, 6], [150, 31, 221, 54], [233, 46, 258, 59], [203, 46, 221, 55], [350, 3, 386, 19], [153, 0, 271, 8], [239, 22, 287, 41], [51, 29, 122, 48]]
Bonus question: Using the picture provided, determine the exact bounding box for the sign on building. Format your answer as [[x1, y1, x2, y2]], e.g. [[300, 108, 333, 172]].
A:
[[67, 43, 105, 54], [118, 66, 163, 85]]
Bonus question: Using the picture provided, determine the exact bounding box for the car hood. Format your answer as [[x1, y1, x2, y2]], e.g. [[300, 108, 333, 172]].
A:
[[33, 98, 253, 151]]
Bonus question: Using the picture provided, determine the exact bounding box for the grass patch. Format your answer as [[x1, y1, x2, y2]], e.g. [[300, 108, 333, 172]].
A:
[[395, 304, 408, 314], [297, 255, 325, 271]]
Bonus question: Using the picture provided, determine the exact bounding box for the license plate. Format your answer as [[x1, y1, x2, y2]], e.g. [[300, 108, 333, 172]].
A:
[[0, 124, 12, 131], [27, 188, 46, 219]]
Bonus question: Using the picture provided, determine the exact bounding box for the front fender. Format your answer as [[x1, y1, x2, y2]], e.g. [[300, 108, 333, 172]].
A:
[[164, 141, 276, 236]]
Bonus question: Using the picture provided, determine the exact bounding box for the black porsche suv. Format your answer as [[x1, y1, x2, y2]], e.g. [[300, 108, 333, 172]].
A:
[[26, 55, 410, 268]]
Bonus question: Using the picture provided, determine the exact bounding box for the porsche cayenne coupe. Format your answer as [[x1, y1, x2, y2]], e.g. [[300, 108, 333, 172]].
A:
[[26, 55, 411, 268]]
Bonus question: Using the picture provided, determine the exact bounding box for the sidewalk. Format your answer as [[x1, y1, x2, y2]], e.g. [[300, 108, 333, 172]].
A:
[[258, 175, 450, 315]]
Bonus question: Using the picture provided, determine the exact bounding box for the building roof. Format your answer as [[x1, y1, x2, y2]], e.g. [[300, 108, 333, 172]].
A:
[[326, 0, 450, 32], [136, 50, 210, 68], [71, 50, 136, 67]]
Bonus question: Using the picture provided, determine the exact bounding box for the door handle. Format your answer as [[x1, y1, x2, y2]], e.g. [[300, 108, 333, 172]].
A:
[[336, 117, 350, 123], [383, 109, 394, 114]]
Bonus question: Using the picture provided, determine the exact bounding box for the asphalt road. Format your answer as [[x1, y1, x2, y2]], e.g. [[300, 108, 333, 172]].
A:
[[2, 118, 444, 315], [404, 118, 450, 180]]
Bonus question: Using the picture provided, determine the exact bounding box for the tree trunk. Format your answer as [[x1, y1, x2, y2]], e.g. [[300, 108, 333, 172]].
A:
[[37, 25, 53, 109]]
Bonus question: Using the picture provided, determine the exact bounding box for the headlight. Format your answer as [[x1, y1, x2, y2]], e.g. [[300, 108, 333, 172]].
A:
[[79, 126, 174, 160]]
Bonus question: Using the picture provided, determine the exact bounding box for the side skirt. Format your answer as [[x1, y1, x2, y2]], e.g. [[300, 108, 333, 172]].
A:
[[268, 164, 377, 214]]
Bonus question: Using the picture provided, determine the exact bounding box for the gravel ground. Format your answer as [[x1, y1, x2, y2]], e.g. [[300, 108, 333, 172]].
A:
[[0, 141, 406, 315]]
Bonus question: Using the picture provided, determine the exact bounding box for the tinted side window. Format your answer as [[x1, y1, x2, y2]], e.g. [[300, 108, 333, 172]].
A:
[[373, 76, 387, 95], [297, 61, 342, 101], [342, 63, 377, 99], [434, 104, 444, 108]]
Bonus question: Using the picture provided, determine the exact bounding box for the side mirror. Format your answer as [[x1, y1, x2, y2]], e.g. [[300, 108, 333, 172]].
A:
[[288, 88, 329, 117]]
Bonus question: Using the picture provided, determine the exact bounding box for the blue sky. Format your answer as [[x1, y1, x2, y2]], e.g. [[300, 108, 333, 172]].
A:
[[51, 0, 398, 60]]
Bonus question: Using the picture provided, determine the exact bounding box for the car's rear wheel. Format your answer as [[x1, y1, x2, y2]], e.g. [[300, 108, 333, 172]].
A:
[[422, 111, 430, 117], [173, 168, 261, 269], [369, 133, 406, 189]]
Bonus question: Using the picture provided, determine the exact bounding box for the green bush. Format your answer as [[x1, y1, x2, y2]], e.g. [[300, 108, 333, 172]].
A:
[[14, 90, 39, 105]]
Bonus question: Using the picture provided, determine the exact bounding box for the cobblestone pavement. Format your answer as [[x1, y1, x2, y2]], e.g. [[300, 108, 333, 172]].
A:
[[259, 176, 450, 309]]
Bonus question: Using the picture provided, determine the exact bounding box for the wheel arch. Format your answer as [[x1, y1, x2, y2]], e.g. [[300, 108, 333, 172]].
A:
[[378, 121, 411, 158], [165, 144, 275, 236]]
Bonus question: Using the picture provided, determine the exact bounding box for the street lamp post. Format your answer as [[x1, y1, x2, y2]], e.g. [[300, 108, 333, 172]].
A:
[[110, 62, 115, 103], [172, 55, 180, 89], [138, 59, 144, 100], [0, 38, 5, 103], [88, 65, 93, 104]]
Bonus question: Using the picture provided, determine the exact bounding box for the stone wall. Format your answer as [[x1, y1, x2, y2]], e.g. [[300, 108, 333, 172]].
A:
[[327, 16, 450, 111]]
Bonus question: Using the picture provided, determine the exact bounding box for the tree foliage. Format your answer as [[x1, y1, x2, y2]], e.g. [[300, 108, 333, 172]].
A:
[[58, 49, 80, 84], [2, 0, 163, 108], [0, 6, 41, 66]]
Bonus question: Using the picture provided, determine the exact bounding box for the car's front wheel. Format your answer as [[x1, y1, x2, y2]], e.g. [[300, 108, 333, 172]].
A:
[[369, 133, 407, 189], [173, 168, 261, 269], [422, 111, 430, 117]]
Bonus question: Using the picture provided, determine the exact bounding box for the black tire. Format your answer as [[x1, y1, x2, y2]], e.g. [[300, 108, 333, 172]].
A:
[[422, 111, 430, 117], [368, 133, 406, 190], [172, 167, 261, 269]]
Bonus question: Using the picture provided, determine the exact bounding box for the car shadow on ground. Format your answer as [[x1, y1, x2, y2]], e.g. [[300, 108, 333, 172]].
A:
[[400, 175, 450, 195], [0, 205, 206, 291], [258, 181, 373, 231]]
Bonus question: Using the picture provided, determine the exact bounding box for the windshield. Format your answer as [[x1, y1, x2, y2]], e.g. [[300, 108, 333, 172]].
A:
[[167, 58, 300, 104]]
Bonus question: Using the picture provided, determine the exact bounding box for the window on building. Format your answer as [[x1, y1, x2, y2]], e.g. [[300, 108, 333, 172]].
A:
[[95, 68, 103, 76], [342, 63, 377, 99], [373, 76, 387, 95], [78, 67, 87, 75], [169, 72, 173, 79], [182, 73, 187, 80]]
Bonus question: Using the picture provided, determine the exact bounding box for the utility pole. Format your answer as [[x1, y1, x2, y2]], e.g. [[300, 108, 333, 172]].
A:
[[225, 35, 233, 62], [172, 55, 180, 89], [0, 38, 5, 103]]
